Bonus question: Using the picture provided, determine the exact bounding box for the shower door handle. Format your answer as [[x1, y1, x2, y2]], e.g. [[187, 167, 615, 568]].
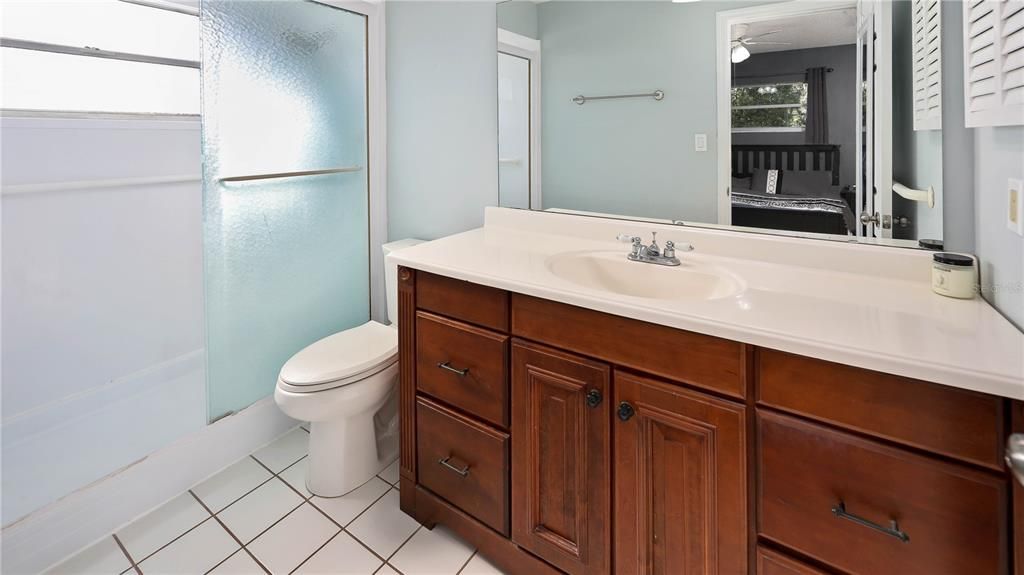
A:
[[219, 166, 362, 183]]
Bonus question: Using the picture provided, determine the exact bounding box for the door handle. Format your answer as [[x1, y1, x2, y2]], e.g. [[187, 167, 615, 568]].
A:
[[585, 389, 603, 408], [860, 211, 879, 225], [617, 402, 635, 422], [1006, 433, 1024, 486]]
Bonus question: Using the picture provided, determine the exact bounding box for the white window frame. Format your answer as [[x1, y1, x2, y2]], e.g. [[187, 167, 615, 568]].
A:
[[0, 0, 201, 119], [730, 82, 808, 133]]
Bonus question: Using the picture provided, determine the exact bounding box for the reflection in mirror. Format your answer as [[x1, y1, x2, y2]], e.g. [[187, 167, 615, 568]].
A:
[[496, 0, 946, 248]]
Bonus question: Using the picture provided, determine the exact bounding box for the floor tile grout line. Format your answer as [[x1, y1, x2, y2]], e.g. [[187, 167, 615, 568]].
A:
[[456, 550, 479, 575], [285, 527, 345, 575], [203, 469, 279, 516], [122, 512, 215, 568], [340, 524, 393, 566], [238, 498, 306, 547], [340, 483, 394, 530], [384, 524, 423, 564], [190, 490, 272, 575], [328, 485, 411, 567], [111, 534, 143, 575]]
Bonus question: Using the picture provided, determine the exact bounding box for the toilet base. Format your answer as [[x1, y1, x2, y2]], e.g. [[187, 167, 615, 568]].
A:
[[306, 413, 395, 498]]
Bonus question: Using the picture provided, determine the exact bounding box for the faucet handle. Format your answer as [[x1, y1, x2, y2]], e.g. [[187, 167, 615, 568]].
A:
[[616, 233, 638, 243], [663, 240, 694, 259]]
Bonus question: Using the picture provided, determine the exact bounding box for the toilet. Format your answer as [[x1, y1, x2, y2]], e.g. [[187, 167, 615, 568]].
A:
[[274, 239, 423, 497]]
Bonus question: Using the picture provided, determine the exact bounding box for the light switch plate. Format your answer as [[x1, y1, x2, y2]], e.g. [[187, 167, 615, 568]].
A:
[[1009, 178, 1023, 236], [694, 133, 708, 152]]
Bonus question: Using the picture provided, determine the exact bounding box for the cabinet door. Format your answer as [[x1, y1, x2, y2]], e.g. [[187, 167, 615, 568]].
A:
[[511, 339, 610, 575], [614, 370, 747, 575]]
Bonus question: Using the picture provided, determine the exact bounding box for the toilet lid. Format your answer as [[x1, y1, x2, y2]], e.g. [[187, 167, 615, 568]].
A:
[[279, 320, 398, 386]]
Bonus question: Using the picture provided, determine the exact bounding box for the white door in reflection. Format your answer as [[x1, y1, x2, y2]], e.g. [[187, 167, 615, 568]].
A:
[[499, 51, 531, 209]]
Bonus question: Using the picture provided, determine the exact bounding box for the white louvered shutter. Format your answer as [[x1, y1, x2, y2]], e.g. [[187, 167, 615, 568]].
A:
[[964, 0, 1024, 127], [913, 0, 943, 130]]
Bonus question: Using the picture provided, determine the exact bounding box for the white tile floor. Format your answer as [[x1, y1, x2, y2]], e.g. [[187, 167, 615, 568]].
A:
[[46, 427, 506, 575]]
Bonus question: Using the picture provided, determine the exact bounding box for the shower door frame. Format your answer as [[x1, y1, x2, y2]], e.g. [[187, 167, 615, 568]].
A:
[[318, 0, 389, 323]]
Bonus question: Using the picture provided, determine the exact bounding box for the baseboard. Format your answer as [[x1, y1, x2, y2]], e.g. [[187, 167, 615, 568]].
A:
[[1, 397, 297, 575]]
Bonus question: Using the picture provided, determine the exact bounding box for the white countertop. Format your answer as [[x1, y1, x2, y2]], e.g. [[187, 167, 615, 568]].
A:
[[390, 208, 1024, 400]]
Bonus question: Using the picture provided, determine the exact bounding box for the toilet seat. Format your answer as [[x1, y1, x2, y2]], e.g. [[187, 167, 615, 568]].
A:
[[278, 320, 397, 393]]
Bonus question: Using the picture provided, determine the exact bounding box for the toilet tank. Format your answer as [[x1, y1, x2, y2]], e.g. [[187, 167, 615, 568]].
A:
[[383, 239, 425, 326]]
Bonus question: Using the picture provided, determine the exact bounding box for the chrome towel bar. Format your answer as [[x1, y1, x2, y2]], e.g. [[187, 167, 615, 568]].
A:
[[572, 90, 664, 105], [219, 166, 362, 183]]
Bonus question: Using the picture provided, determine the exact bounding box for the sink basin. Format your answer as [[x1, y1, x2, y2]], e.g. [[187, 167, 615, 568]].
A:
[[546, 251, 744, 301]]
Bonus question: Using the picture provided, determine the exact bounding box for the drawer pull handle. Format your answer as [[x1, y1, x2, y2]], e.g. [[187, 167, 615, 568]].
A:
[[831, 502, 909, 543], [438, 456, 470, 477], [437, 361, 470, 377]]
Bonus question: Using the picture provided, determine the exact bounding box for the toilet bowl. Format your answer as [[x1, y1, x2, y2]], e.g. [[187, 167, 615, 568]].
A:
[[273, 239, 423, 497]]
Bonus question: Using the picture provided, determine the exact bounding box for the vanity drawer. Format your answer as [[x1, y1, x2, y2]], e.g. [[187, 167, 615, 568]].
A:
[[416, 311, 509, 428], [758, 411, 1007, 575], [756, 547, 827, 575], [416, 396, 510, 535], [511, 294, 746, 398], [417, 271, 509, 332], [757, 349, 1004, 469]]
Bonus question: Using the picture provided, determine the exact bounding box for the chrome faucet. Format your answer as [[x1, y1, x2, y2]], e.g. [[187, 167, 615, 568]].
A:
[[617, 232, 693, 266]]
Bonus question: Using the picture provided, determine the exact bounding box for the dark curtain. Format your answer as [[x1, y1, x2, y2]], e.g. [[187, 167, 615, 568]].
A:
[[805, 67, 829, 144]]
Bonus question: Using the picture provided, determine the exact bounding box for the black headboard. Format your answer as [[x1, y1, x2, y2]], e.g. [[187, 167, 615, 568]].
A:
[[731, 144, 841, 186]]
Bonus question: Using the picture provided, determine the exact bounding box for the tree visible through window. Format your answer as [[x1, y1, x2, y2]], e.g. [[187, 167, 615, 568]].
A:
[[732, 82, 807, 131]]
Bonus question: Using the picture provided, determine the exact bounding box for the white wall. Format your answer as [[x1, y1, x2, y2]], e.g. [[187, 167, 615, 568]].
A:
[[385, 1, 499, 241], [0, 116, 206, 526]]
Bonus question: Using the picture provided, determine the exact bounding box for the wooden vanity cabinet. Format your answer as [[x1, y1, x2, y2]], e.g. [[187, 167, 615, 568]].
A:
[[397, 267, 1014, 575], [614, 370, 747, 575], [510, 340, 610, 575]]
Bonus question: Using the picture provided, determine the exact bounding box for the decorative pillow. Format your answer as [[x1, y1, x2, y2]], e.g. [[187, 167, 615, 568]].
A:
[[780, 170, 835, 198], [751, 169, 783, 195], [731, 175, 753, 192]]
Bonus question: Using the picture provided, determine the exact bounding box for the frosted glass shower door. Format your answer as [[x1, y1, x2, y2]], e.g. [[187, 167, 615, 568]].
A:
[[201, 1, 369, 420]]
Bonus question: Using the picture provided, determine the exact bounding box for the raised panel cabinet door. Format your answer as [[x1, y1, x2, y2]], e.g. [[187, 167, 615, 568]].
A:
[[614, 370, 748, 575], [511, 339, 610, 575]]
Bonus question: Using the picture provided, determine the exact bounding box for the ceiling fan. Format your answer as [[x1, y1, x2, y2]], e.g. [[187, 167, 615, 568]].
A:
[[730, 26, 791, 63]]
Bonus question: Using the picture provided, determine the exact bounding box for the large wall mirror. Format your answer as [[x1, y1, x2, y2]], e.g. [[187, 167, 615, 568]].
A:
[[496, 0, 948, 248]]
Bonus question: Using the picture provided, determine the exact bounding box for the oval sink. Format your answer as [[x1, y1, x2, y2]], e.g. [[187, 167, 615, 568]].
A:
[[546, 251, 744, 301]]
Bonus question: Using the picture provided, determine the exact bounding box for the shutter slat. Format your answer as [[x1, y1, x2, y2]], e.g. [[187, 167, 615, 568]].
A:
[[1004, 26, 1024, 56], [914, 0, 943, 130]]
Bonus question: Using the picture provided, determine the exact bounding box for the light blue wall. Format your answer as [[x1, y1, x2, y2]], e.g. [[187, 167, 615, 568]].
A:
[[974, 127, 1024, 328], [496, 1, 538, 40], [537, 1, 727, 223], [941, 1, 1022, 329], [386, 1, 498, 241]]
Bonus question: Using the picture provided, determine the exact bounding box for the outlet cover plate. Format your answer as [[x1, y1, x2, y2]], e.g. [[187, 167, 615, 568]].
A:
[[1009, 178, 1023, 236]]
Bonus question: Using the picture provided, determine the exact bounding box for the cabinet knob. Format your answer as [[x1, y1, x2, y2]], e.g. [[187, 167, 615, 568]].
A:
[[585, 389, 603, 408], [617, 402, 635, 422]]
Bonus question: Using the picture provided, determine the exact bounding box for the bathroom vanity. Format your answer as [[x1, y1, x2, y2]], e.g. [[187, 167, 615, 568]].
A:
[[391, 209, 1024, 575]]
